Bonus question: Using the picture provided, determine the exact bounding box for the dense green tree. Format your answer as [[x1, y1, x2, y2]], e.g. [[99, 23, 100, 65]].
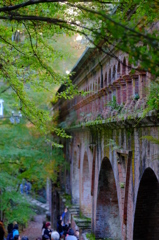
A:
[[0, 1, 158, 142], [0, 110, 67, 223]]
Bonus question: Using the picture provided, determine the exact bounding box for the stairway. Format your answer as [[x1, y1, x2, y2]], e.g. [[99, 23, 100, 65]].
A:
[[27, 196, 49, 211], [68, 205, 80, 216], [73, 216, 91, 232], [68, 205, 91, 234]]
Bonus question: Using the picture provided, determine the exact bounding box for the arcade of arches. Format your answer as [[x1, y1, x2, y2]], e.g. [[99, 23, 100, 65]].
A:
[[50, 127, 159, 240], [51, 47, 159, 239]]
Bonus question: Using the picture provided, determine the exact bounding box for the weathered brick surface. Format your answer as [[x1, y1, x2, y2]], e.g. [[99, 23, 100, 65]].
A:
[[72, 151, 80, 205], [80, 152, 92, 218], [65, 128, 159, 240], [53, 48, 159, 239]]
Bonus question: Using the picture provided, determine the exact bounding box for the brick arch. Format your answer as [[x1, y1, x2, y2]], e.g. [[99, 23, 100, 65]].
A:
[[109, 68, 111, 83], [133, 167, 159, 240], [95, 157, 121, 239], [81, 152, 92, 217], [105, 71, 107, 86], [122, 57, 127, 75], [117, 61, 121, 77], [112, 65, 116, 81], [72, 151, 80, 204]]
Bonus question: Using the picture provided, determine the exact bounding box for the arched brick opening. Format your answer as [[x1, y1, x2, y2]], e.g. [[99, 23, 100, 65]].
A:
[[117, 61, 120, 78], [105, 72, 107, 86], [72, 151, 79, 204], [122, 57, 126, 75], [96, 157, 121, 239], [112, 65, 116, 81], [52, 190, 60, 229], [133, 168, 159, 240], [81, 152, 92, 217], [109, 68, 111, 84]]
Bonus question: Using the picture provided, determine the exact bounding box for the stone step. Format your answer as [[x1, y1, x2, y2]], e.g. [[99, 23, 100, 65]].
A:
[[69, 212, 79, 215], [68, 205, 80, 216], [69, 208, 79, 212], [69, 207, 80, 210], [69, 209, 79, 212], [73, 216, 91, 231]]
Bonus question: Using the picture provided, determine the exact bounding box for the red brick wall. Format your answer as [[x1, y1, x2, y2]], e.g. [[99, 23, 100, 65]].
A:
[[81, 152, 92, 218], [72, 151, 80, 205], [117, 86, 121, 104], [121, 83, 127, 104], [126, 80, 133, 101]]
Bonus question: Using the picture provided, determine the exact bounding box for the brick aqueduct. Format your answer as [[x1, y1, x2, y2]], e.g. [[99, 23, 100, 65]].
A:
[[51, 47, 159, 240]]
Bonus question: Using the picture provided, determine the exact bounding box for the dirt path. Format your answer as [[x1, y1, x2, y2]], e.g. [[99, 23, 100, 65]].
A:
[[21, 215, 45, 240]]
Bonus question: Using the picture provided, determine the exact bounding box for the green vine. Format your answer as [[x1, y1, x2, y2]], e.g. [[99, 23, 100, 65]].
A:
[[106, 96, 123, 111]]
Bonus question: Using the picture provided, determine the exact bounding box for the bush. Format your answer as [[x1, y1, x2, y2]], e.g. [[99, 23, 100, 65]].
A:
[[147, 82, 159, 110]]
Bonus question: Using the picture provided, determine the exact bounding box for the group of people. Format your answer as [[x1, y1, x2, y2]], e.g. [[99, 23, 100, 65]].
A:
[[0, 208, 79, 240], [0, 220, 28, 240], [41, 208, 79, 240], [42, 229, 78, 240], [20, 181, 31, 195]]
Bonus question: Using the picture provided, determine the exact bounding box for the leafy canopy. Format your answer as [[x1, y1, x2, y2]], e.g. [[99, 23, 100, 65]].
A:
[[0, 1, 158, 143]]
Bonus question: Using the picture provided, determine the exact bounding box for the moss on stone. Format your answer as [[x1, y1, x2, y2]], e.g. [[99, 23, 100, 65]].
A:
[[62, 193, 72, 207], [86, 233, 95, 240]]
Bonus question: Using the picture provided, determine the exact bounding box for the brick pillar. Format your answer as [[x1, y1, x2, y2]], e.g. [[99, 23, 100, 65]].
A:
[[111, 84, 116, 100], [105, 88, 108, 109], [125, 77, 133, 104], [81, 152, 92, 217], [139, 73, 147, 98], [108, 87, 112, 102], [72, 151, 80, 204], [119, 79, 126, 104], [114, 81, 121, 105]]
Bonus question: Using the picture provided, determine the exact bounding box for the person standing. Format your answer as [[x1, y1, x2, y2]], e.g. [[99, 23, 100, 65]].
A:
[[0, 221, 6, 240], [20, 184, 23, 194], [57, 207, 68, 236], [13, 235, 20, 240], [7, 223, 13, 240], [75, 230, 79, 240], [66, 229, 77, 240], [61, 208, 67, 221], [12, 224, 19, 239], [51, 232, 59, 240], [44, 223, 52, 240], [41, 221, 46, 240]]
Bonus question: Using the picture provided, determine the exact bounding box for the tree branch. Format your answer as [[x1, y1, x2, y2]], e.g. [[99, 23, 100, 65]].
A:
[[0, 35, 26, 55], [23, 22, 56, 79], [0, 86, 11, 94], [68, 3, 158, 42], [0, 0, 66, 13], [0, 1, 114, 13]]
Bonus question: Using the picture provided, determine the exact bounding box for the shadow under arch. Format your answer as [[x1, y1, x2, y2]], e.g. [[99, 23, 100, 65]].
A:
[[95, 157, 121, 239], [81, 151, 92, 218], [133, 167, 159, 240]]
